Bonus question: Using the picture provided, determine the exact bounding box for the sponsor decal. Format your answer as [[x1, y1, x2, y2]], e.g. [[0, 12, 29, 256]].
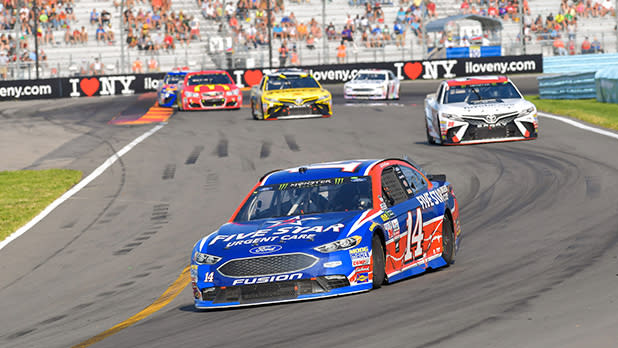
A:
[[0, 83, 54, 99], [356, 272, 369, 283], [249, 245, 283, 255], [355, 265, 370, 272], [416, 186, 449, 210], [350, 246, 371, 267], [232, 273, 303, 285]]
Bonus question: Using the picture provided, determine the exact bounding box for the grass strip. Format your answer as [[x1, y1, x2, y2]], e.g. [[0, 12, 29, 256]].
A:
[[526, 96, 618, 131], [0, 169, 82, 243]]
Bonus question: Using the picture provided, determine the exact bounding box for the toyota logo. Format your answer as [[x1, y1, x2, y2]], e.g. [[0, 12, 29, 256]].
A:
[[295, 97, 303, 105], [485, 114, 497, 124], [249, 245, 283, 255]]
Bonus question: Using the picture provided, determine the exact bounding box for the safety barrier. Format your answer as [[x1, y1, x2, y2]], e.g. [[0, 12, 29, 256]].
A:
[[538, 72, 597, 99], [543, 53, 618, 74], [596, 67, 618, 103], [0, 54, 542, 102]]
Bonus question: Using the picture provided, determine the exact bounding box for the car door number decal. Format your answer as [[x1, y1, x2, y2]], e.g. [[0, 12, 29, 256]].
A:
[[404, 207, 423, 262]]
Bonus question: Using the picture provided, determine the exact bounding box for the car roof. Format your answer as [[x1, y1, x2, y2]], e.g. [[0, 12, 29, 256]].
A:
[[445, 75, 509, 87], [356, 69, 389, 74], [266, 69, 310, 77], [166, 71, 187, 76], [260, 159, 417, 185], [186, 70, 230, 76]]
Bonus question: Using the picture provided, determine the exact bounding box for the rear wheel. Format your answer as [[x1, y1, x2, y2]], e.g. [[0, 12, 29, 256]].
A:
[[251, 100, 258, 120], [441, 214, 455, 265], [371, 234, 385, 289]]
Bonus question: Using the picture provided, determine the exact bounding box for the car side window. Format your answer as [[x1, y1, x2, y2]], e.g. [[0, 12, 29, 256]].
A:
[[398, 165, 428, 195], [259, 77, 266, 91], [380, 166, 409, 207], [388, 71, 396, 81]]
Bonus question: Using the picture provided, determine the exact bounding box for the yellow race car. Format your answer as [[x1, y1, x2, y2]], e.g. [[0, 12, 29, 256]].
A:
[[250, 69, 332, 120]]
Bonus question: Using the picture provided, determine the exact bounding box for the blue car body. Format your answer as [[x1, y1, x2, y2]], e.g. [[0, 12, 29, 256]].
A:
[[157, 71, 187, 107], [191, 159, 462, 309]]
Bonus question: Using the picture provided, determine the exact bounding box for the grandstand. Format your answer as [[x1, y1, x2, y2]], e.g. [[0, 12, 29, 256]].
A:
[[1, 0, 616, 79]]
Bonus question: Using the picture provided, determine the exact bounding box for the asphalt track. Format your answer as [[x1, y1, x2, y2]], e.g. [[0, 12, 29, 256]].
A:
[[1, 76, 617, 348]]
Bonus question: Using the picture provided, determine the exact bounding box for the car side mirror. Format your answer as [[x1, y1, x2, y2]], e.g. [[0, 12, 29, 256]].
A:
[[427, 174, 446, 182]]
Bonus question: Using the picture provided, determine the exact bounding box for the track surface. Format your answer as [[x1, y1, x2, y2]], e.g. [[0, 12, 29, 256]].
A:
[[1, 77, 617, 348]]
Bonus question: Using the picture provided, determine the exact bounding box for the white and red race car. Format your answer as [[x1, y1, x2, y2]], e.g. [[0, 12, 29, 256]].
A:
[[344, 69, 400, 100], [424, 76, 538, 145]]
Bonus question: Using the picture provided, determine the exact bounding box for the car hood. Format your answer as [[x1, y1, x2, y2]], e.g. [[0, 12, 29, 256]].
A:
[[185, 84, 236, 93], [441, 98, 534, 116], [201, 211, 364, 256], [264, 88, 328, 99], [159, 84, 179, 93], [345, 80, 386, 86]]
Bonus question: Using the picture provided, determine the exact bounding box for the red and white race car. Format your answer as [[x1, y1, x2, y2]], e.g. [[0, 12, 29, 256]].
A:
[[177, 70, 242, 111]]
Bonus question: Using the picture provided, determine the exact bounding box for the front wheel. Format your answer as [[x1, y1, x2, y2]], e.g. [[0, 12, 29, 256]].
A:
[[371, 234, 385, 289], [251, 100, 258, 120], [441, 214, 455, 265]]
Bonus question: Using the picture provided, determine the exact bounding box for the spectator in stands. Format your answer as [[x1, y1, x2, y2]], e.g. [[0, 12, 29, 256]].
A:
[[326, 22, 336, 41], [297, 21, 308, 40], [427, 1, 436, 18], [148, 57, 159, 72], [306, 33, 315, 49], [80, 26, 88, 44], [91, 57, 104, 75], [600, 0, 615, 16], [164, 32, 175, 50], [132, 57, 144, 73], [66, 2, 76, 23], [341, 25, 353, 42], [96, 24, 106, 43], [581, 36, 592, 53], [72, 27, 81, 44], [278, 41, 288, 67], [336, 40, 346, 63], [394, 21, 405, 47], [64, 27, 74, 45], [101, 9, 111, 27], [127, 28, 138, 48], [43, 26, 54, 45], [553, 36, 567, 55], [0, 50, 8, 79], [591, 37, 603, 53], [190, 16, 200, 40]]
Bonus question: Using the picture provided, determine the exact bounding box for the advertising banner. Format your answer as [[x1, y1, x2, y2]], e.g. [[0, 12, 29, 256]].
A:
[[0, 55, 542, 101], [224, 54, 543, 88]]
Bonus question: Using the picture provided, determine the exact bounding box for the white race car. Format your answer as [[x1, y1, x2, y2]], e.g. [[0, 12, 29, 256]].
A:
[[424, 76, 538, 145], [344, 69, 400, 100]]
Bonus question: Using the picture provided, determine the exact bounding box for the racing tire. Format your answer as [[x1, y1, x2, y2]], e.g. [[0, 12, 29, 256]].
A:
[[251, 100, 258, 120], [259, 102, 265, 120], [441, 214, 455, 265], [371, 234, 386, 289], [425, 118, 436, 145], [178, 100, 185, 112]]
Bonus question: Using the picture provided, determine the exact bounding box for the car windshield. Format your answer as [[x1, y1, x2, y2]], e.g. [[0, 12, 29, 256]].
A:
[[444, 82, 522, 104], [187, 73, 232, 85], [163, 74, 185, 84], [354, 72, 386, 81], [265, 75, 320, 90], [234, 176, 373, 222]]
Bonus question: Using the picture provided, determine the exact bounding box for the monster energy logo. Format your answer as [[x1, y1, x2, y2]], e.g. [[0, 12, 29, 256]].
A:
[[279, 183, 289, 190], [334, 178, 344, 184]]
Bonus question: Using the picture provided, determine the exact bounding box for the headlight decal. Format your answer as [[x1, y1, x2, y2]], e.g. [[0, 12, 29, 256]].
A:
[[314, 236, 361, 253], [193, 251, 222, 265]]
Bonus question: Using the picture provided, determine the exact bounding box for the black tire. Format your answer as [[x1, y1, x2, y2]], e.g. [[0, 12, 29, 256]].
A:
[[425, 118, 436, 145], [441, 214, 455, 265], [371, 234, 386, 289], [251, 100, 258, 120]]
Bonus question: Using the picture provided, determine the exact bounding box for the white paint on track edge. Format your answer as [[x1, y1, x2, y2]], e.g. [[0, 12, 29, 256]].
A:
[[538, 111, 618, 140], [0, 124, 165, 251]]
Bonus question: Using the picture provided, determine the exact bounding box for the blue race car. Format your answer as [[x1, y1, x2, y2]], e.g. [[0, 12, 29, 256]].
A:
[[190, 158, 462, 309], [157, 71, 187, 107]]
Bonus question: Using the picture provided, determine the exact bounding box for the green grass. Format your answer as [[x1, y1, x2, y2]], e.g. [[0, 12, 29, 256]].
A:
[[525, 96, 618, 131], [0, 169, 82, 243]]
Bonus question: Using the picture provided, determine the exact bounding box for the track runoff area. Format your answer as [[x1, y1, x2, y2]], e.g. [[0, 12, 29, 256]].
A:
[[1, 77, 618, 348]]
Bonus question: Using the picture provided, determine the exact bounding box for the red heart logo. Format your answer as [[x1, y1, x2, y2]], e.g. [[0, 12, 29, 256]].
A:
[[244, 70, 263, 86], [403, 62, 423, 80], [80, 78, 100, 96]]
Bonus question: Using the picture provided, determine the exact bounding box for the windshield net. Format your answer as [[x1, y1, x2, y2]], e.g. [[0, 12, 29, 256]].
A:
[[266, 75, 320, 90], [187, 73, 232, 85], [444, 82, 521, 104], [354, 73, 386, 81], [234, 176, 373, 222], [164, 74, 185, 84]]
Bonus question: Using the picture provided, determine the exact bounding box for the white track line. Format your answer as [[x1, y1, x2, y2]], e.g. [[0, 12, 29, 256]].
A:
[[0, 124, 165, 251], [538, 112, 618, 140]]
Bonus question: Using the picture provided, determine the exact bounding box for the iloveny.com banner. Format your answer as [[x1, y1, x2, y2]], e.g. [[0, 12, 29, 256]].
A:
[[0, 78, 61, 101], [226, 54, 543, 87]]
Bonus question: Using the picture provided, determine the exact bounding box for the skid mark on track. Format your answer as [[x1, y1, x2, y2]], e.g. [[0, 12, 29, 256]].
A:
[[215, 138, 229, 157], [162, 164, 176, 180], [185, 146, 204, 165], [284, 134, 300, 152], [71, 266, 190, 348], [260, 140, 271, 158]]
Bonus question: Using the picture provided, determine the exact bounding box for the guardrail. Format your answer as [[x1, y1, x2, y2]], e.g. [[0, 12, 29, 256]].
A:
[[538, 72, 597, 99]]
